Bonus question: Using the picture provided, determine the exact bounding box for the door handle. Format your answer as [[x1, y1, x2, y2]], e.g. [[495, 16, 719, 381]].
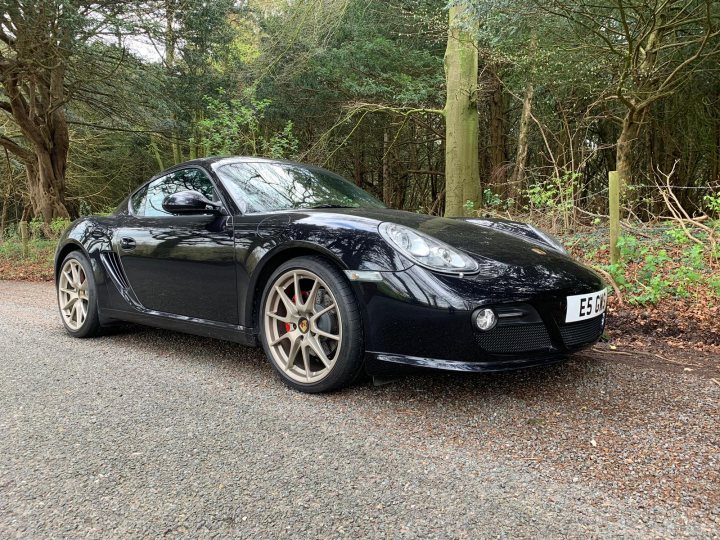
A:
[[120, 237, 136, 250]]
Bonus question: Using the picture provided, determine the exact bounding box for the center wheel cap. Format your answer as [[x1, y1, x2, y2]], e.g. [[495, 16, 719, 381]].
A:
[[298, 318, 310, 334]]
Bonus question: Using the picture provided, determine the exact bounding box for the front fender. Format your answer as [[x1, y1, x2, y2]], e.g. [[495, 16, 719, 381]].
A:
[[287, 212, 412, 272]]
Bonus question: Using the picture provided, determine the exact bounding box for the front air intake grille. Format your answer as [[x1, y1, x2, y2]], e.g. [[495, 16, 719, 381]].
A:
[[474, 323, 552, 353], [560, 316, 605, 348], [100, 252, 130, 289]]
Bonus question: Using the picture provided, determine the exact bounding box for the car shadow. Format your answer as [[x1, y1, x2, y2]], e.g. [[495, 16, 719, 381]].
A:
[[100, 323, 609, 408]]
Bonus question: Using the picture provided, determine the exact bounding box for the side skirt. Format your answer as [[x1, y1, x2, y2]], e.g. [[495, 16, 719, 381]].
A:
[[102, 307, 258, 347]]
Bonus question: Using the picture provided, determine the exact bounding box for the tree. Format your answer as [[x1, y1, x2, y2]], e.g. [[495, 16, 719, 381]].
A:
[[150, 0, 243, 165], [539, 0, 720, 192], [443, 2, 480, 217], [0, 0, 153, 222]]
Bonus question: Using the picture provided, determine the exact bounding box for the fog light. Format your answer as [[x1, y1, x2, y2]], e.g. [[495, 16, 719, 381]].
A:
[[474, 308, 497, 331]]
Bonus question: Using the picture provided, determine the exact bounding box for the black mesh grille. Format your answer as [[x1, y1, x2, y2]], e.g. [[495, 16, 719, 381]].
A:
[[474, 323, 552, 353], [560, 316, 605, 347], [100, 252, 130, 289]]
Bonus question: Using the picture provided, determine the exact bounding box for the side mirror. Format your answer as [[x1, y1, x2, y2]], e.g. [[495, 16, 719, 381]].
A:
[[162, 190, 222, 215]]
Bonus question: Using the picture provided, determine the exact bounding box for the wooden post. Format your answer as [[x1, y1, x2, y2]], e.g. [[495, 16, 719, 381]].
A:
[[19, 220, 29, 258], [609, 171, 620, 265]]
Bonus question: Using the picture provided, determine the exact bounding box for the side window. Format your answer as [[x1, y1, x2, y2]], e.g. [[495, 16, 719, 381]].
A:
[[141, 168, 218, 217]]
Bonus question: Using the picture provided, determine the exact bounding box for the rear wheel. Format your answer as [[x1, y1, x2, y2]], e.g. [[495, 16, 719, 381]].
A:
[[259, 257, 364, 393], [57, 251, 102, 338]]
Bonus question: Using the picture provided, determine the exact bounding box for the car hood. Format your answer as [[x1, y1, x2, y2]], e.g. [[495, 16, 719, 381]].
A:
[[301, 207, 567, 267]]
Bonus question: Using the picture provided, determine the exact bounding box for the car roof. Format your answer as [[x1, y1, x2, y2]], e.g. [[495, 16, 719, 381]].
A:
[[161, 156, 320, 174]]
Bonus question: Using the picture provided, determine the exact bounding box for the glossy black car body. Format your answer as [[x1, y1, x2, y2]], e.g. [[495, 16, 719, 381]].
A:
[[55, 156, 606, 377]]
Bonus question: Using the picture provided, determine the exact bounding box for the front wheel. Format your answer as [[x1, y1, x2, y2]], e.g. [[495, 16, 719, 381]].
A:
[[259, 256, 364, 393]]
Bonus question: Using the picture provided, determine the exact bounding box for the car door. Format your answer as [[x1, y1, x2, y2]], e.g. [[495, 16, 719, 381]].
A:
[[114, 167, 238, 324]]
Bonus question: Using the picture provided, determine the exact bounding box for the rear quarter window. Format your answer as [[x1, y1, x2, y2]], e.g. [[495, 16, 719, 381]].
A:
[[130, 186, 148, 215]]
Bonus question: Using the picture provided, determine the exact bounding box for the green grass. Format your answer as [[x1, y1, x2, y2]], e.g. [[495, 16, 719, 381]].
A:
[[0, 239, 56, 281]]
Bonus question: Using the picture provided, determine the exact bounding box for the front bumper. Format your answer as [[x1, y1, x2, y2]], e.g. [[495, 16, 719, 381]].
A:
[[351, 264, 606, 375]]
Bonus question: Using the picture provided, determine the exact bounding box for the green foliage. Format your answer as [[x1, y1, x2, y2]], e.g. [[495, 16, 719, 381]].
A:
[[0, 218, 69, 243], [525, 172, 578, 213], [703, 193, 720, 216], [0, 238, 55, 262], [50, 218, 72, 238], [198, 90, 298, 159], [479, 189, 514, 210], [597, 230, 717, 305]]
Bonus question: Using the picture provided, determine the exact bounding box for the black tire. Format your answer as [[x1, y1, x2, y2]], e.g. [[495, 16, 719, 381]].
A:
[[259, 256, 365, 393], [57, 251, 103, 338]]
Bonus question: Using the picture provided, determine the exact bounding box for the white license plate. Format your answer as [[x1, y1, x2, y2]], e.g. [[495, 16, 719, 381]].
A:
[[565, 289, 607, 323]]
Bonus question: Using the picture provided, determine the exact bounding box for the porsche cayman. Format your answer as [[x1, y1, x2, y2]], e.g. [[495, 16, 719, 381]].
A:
[[55, 157, 607, 392]]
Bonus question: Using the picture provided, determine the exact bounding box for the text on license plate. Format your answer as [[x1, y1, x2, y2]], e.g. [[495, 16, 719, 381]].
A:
[[565, 289, 607, 323]]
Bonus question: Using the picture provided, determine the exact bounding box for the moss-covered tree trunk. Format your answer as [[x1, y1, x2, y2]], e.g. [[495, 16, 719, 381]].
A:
[[382, 129, 393, 206], [487, 64, 506, 192], [443, 5, 479, 218], [510, 81, 533, 198], [617, 108, 642, 196], [1, 64, 71, 222], [509, 32, 536, 200]]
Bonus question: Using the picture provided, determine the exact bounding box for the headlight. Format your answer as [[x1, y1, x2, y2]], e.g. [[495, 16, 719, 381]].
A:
[[528, 225, 567, 255], [378, 222, 479, 274]]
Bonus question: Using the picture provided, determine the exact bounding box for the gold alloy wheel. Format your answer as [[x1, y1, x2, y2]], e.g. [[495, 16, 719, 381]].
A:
[[58, 259, 90, 331], [263, 269, 342, 383]]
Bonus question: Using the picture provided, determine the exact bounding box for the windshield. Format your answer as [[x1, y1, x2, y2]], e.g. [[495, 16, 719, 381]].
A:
[[215, 162, 385, 213]]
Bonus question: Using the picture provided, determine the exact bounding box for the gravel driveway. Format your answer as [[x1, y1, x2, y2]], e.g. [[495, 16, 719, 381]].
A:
[[1, 281, 718, 538]]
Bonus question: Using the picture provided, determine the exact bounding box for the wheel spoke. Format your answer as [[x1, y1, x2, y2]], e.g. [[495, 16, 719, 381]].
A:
[[270, 332, 291, 346], [267, 311, 293, 324], [307, 335, 332, 369], [293, 272, 302, 307], [80, 300, 88, 320], [285, 335, 301, 370], [301, 344, 312, 381], [70, 263, 80, 287], [303, 279, 320, 310], [315, 329, 340, 341], [275, 286, 297, 316], [311, 302, 336, 321]]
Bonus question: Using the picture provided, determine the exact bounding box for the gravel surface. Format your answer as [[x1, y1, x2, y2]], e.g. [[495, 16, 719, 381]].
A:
[[1, 281, 718, 538]]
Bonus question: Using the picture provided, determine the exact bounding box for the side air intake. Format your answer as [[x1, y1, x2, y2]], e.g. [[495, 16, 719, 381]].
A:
[[100, 252, 130, 289]]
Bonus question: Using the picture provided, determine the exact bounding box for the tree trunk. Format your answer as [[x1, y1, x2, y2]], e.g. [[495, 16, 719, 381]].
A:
[[353, 129, 364, 188], [509, 31, 536, 203], [616, 109, 641, 196], [0, 188, 7, 238], [488, 64, 506, 194], [382, 129, 393, 206], [510, 80, 534, 200], [1, 49, 71, 222], [26, 148, 70, 221], [443, 5, 479, 217], [1, 149, 11, 237]]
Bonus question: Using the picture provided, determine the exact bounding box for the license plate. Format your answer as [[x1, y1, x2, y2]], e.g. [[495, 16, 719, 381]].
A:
[[565, 289, 607, 323]]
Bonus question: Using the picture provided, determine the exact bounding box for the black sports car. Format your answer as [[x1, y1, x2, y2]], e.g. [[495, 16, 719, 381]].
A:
[[55, 157, 607, 392]]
